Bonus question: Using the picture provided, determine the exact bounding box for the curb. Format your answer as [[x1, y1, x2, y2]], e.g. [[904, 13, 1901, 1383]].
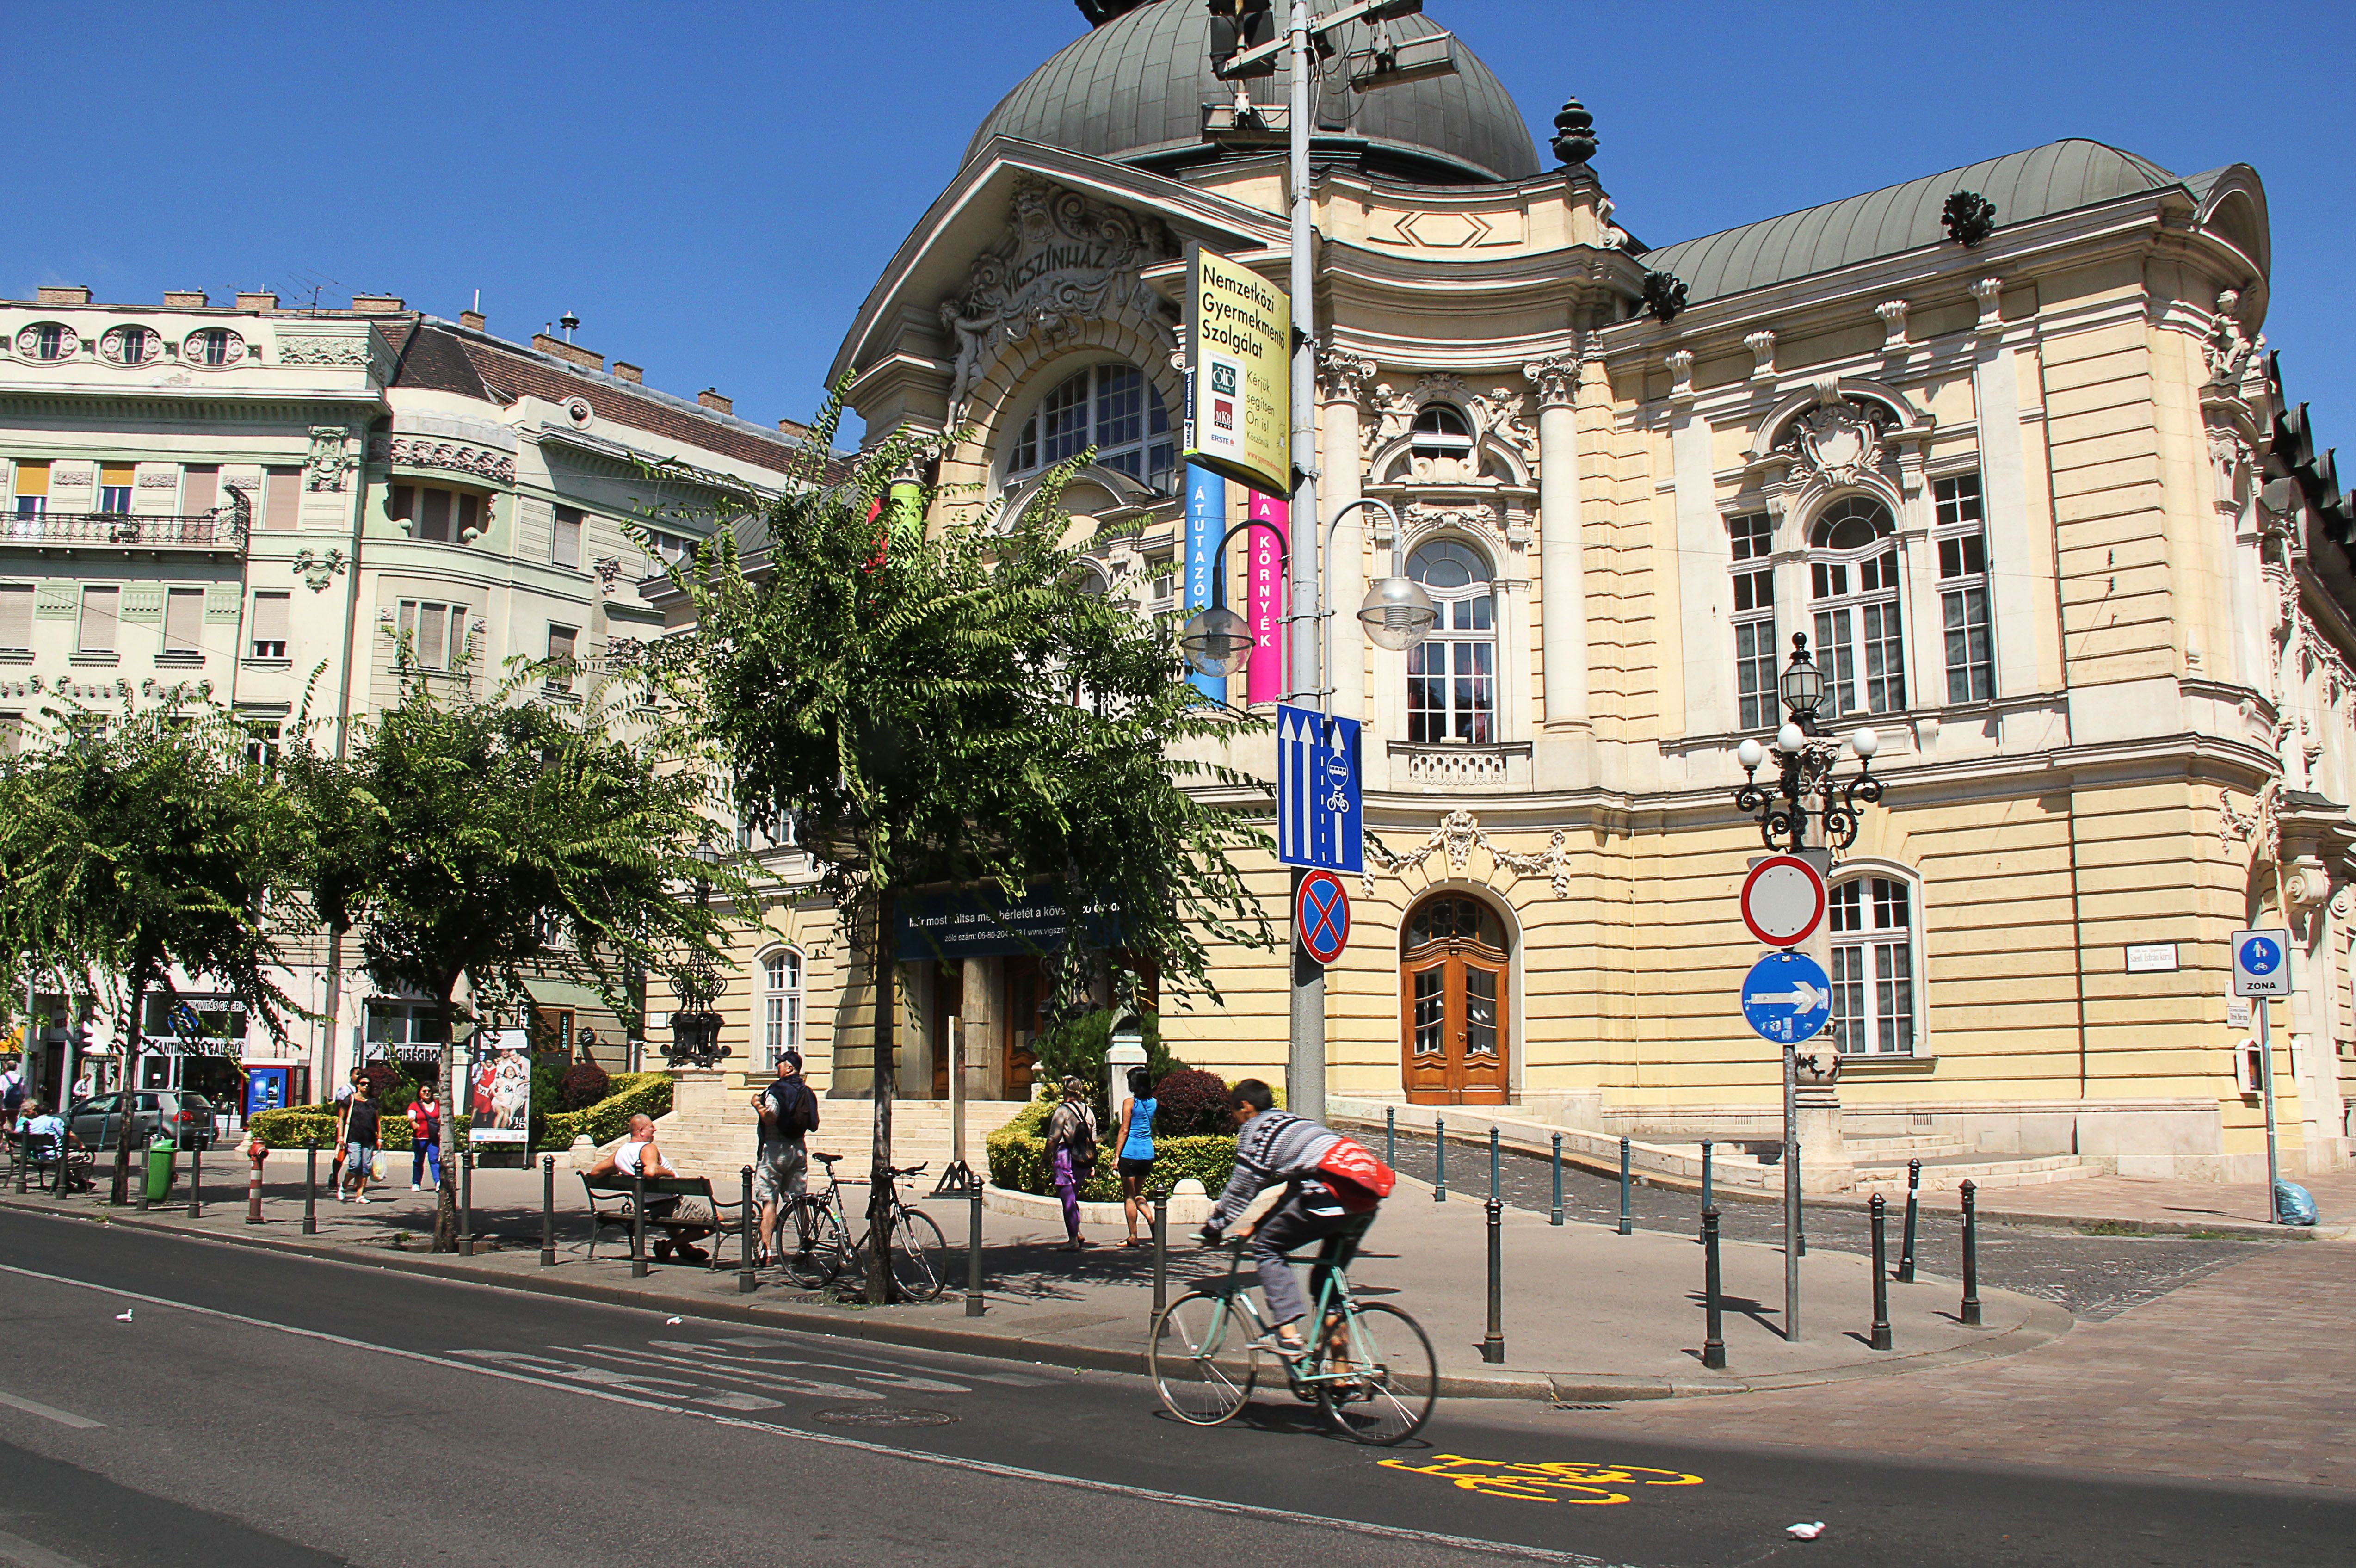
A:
[[0, 1195, 2076, 1403]]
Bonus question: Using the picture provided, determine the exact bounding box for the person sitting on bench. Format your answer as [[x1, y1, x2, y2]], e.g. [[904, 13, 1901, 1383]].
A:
[[586, 1114, 711, 1263], [19, 1103, 93, 1193]]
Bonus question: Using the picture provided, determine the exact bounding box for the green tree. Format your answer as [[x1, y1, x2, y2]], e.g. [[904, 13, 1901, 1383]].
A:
[[0, 698, 306, 1202], [663, 399, 1269, 1303], [287, 643, 743, 1252]]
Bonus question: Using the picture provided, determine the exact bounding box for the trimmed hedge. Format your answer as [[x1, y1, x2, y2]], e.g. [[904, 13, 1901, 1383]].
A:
[[986, 1095, 1236, 1204], [247, 1072, 670, 1154]]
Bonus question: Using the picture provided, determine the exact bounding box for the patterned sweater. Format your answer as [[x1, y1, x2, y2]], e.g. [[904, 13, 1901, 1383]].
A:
[[1209, 1109, 1342, 1231]]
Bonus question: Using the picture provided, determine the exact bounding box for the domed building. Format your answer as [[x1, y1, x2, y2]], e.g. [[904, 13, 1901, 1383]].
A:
[[703, 0, 2351, 1189]]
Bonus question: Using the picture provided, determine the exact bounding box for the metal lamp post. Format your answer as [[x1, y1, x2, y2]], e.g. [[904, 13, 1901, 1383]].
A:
[[661, 843, 729, 1070]]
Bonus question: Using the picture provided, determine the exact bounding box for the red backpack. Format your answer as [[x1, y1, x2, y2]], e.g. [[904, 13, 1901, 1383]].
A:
[[1316, 1135, 1398, 1214]]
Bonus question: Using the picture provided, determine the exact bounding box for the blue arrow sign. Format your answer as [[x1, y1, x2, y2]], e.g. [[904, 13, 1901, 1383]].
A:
[[1741, 950, 1833, 1045], [1276, 703, 1362, 873]]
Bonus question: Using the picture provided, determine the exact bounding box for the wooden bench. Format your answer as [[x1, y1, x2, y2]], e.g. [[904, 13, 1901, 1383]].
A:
[[7, 1130, 94, 1194], [580, 1173, 748, 1270]]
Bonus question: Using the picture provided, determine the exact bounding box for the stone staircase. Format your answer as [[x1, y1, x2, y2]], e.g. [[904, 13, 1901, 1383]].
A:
[[585, 1069, 1027, 1184]]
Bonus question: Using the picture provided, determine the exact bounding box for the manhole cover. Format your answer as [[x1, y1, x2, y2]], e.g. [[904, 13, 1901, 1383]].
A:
[[810, 1406, 956, 1429]]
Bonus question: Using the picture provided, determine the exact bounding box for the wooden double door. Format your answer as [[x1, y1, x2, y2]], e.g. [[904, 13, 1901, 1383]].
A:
[[1400, 895, 1511, 1105]]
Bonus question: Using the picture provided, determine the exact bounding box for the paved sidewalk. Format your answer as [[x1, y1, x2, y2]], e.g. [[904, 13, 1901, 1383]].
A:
[[0, 1160, 2061, 1402], [1960, 1164, 2356, 1234], [1589, 1239, 2356, 1494]]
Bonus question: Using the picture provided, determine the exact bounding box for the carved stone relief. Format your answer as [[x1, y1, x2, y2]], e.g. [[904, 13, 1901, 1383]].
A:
[[1779, 398, 1894, 488], [1363, 809, 1572, 899], [937, 176, 1176, 420], [276, 333, 371, 368], [305, 425, 356, 492], [371, 435, 518, 486]]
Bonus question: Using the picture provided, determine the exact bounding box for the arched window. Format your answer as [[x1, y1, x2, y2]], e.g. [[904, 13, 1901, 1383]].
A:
[[1828, 875, 1917, 1055], [1406, 539, 1495, 743], [1410, 404, 1474, 459], [760, 948, 802, 1068], [1808, 495, 1905, 716], [1005, 363, 1175, 494]]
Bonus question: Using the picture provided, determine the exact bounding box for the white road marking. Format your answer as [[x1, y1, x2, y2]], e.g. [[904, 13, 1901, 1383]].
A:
[[0, 1262, 1634, 1567], [0, 1525, 91, 1568], [0, 1392, 102, 1431], [643, 1339, 971, 1394]]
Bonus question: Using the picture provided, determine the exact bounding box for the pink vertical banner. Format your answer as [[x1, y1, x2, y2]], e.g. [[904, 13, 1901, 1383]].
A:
[[1246, 489, 1289, 704]]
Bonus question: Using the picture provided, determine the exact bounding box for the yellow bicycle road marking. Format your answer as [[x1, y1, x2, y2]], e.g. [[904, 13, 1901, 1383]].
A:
[[1378, 1455, 1705, 1505]]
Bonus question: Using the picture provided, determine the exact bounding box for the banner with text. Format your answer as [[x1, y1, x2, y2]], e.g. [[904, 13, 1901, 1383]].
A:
[[1184, 244, 1289, 497], [1247, 489, 1288, 705], [1184, 464, 1227, 705], [895, 886, 1123, 962]]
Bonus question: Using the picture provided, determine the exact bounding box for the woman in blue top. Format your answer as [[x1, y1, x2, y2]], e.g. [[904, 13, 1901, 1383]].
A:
[[1116, 1067, 1156, 1248]]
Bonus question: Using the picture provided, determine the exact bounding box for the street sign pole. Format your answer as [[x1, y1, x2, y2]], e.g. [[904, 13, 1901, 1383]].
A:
[[1784, 1039, 1800, 1341], [2258, 995, 2279, 1216], [1283, 0, 1324, 1126]]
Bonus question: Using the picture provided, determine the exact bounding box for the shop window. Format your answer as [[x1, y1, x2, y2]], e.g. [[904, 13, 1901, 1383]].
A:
[[365, 1000, 449, 1063], [1809, 495, 1905, 716], [1405, 539, 1495, 743], [1828, 875, 1918, 1055]]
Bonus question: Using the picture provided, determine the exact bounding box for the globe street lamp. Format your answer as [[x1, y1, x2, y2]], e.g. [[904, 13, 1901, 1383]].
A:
[[1731, 633, 1885, 855], [1178, 497, 1436, 684]]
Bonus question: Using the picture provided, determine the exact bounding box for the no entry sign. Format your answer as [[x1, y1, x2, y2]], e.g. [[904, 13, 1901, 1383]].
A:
[[1740, 855, 1826, 948]]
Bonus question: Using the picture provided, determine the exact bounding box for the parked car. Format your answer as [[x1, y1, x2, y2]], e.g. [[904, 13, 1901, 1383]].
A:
[[65, 1092, 217, 1151]]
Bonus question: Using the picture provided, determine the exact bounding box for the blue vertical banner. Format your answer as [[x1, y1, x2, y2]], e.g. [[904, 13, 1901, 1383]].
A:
[[1184, 463, 1227, 704]]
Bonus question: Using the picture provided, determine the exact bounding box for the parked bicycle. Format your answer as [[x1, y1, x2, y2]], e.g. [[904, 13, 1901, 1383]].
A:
[[779, 1150, 947, 1301], [1149, 1234, 1436, 1444]]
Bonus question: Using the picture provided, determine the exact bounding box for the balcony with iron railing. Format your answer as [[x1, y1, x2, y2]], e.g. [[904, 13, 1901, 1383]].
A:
[[2, 505, 247, 551]]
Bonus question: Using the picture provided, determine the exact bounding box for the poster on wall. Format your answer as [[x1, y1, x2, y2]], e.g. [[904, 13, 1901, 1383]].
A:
[[467, 1028, 533, 1145], [1183, 243, 1289, 497]]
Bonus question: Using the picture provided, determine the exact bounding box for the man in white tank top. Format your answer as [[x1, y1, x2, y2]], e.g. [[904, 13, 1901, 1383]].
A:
[[591, 1114, 675, 1180]]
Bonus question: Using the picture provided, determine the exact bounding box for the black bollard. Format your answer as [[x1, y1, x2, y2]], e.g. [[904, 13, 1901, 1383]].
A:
[[542, 1156, 558, 1266], [1488, 1125, 1500, 1203], [1385, 1105, 1396, 1169], [460, 1148, 474, 1257], [1617, 1137, 1632, 1235], [1868, 1194, 1892, 1350], [1433, 1115, 1447, 1202], [1151, 1192, 1168, 1317], [1701, 1207, 1726, 1370], [1959, 1179, 1981, 1327], [966, 1182, 986, 1318], [1701, 1138, 1714, 1212], [302, 1139, 318, 1235], [631, 1170, 648, 1279], [738, 1166, 757, 1293], [1549, 1132, 1564, 1226], [1481, 1196, 1505, 1364], [1898, 1158, 1920, 1284], [187, 1147, 200, 1218]]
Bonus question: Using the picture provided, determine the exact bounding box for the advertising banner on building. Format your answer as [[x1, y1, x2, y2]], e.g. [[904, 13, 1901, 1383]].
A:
[[1183, 464, 1227, 704], [467, 1028, 533, 1145], [894, 886, 1122, 962], [1184, 244, 1289, 497], [1246, 489, 1288, 704]]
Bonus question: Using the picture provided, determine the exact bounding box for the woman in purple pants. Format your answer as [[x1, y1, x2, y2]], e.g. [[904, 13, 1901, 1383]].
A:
[[1044, 1075, 1099, 1252]]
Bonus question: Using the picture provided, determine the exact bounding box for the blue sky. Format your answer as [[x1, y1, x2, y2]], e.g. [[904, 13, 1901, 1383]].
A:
[[9, 2, 2351, 447]]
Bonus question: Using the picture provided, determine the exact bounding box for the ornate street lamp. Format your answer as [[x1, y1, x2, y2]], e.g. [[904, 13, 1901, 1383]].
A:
[[1178, 497, 1437, 682], [1732, 633, 1884, 852]]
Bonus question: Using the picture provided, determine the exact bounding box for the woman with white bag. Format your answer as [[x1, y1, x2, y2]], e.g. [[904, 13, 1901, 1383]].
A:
[[338, 1079, 383, 1204]]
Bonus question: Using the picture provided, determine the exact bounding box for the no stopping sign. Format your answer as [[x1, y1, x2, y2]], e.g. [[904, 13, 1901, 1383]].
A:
[[1740, 855, 1826, 948]]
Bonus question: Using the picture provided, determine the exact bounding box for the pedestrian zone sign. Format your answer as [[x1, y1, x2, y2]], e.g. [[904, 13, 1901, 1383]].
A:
[[2231, 929, 2292, 999], [1740, 950, 1832, 1045], [1276, 703, 1362, 874]]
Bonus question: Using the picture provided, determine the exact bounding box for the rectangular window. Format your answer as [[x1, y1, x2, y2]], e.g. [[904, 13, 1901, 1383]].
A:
[[546, 623, 577, 692], [1828, 877, 1916, 1055], [264, 466, 301, 532], [78, 586, 119, 654], [0, 583, 30, 650], [99, 464, 135, 514], [14, 461, 49, 517], [244, 721, 281, 772], [250, 591, 290, 659], [1935, 474, 1993, 704], [1728, 512, 1776, 730], [388, 484, 414, 528], [162, 586, 204, 655], [417, 488, 452, 543], [552, 505, 584, 569], [183, 465, 217, 517], [398, 600, 467, 670]]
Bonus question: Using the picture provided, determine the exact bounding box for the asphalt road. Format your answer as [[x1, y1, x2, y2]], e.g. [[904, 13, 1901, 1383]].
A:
[[0, 1208, 2342, 1568], [1362, 1126, 2275, 1321]]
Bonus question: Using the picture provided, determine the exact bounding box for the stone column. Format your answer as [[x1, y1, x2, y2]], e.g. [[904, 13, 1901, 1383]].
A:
[[1525, 354, 1587, 725], [1318, 349, 1376, 719]]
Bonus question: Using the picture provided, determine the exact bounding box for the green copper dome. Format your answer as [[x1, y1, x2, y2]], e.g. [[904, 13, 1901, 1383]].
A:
[[967, 0, 1540, 186]]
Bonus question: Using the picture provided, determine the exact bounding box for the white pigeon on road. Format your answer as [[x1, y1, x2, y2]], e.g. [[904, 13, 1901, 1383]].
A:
[[1786, 1522, 1825, 1540], [114, 1309, 133, 1322]]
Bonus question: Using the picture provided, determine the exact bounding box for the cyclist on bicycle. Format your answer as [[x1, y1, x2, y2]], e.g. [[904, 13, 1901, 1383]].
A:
[[1199, 1080, 1387, 1362]]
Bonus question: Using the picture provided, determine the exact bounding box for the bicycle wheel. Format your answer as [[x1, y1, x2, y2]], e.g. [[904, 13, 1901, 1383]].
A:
[[889, 1208, 948, 1302], [784, 1204, 851, 1289], [1317, 1302, 1436, 1445], [1151, 1290, 1256, 1425]]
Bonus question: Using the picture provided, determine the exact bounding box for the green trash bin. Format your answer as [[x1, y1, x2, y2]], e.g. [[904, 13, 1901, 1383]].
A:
[[145, 1136, 177, 1202]]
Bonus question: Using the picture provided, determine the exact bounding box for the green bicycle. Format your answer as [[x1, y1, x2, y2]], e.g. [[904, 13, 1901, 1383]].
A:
[[1149, 1233, 1436, 1444]]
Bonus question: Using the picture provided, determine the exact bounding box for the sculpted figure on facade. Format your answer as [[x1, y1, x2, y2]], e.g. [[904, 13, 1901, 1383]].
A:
[[1781, 396, 1893, 489], [937, 177, 1176, 422]]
